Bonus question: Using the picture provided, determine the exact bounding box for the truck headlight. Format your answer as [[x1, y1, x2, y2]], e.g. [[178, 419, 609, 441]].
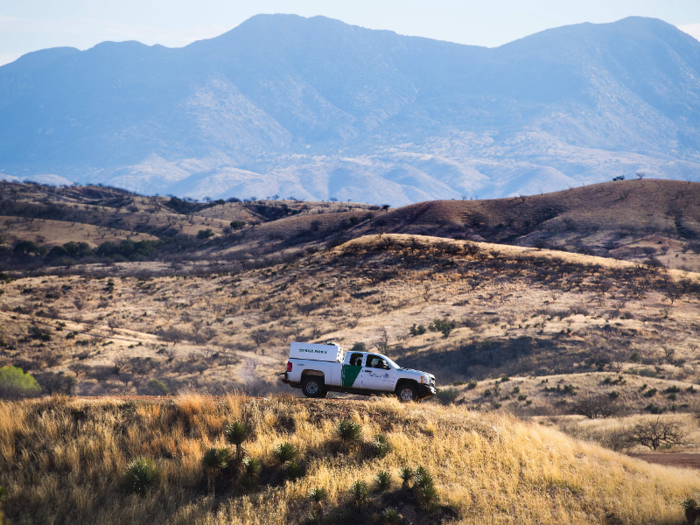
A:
[[421, 375, 428, 383]]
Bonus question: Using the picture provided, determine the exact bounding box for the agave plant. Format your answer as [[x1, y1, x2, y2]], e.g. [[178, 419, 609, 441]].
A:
[[273, 442, 297, 464], [123, 457, 158, 496], [224, 421, 248, 462], [201, 447, 230, 495]]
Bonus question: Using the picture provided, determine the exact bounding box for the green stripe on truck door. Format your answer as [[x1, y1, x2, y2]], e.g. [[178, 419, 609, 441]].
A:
[[341, 365, 362, 387]]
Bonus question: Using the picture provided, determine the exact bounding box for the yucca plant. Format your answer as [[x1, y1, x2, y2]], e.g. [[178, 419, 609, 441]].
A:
[[373, 433, 391, 458], [414, 466, 433, 489], [201, 447, 230, 495], [308, 487, 328, 524], [0, 486, 8, 525], [123, 457, 158, 496], [273, 442, 297, 464], [335, 420, 362, 448], [375, 470, 392, 492], [284, 461, 305, 480], [240, 456, 262, 490], [224, 421, 248, 462], [399, 466, 414, 489], [414, 466, 439, 510], [683, 498, 700, 525], [349, 480, 369, 509], [382, 507, 401, 525]]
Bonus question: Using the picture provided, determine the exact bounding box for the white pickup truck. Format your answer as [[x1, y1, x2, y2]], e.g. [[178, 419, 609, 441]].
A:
[[279, 342, 436, 402]]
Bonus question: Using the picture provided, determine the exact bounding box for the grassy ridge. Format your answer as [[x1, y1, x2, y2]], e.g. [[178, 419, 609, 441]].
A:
[[1, 394, 698, 524]]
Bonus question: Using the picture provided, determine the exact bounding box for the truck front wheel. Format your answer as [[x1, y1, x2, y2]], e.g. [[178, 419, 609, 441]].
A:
[[396, 383, 418, 402], [301, 376, 326, 399]]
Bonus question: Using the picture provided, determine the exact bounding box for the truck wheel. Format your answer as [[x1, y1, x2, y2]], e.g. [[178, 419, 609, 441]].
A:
[[396, 383, 418, 402], [301, 376, 325, 398]]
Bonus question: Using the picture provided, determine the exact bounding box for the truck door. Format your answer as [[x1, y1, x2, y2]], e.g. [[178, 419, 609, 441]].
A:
[[341, 352, 364, 388], [361, 354, 395, 391]]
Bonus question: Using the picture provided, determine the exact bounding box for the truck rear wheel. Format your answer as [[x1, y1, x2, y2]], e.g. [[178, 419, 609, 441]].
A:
[[301, 376, 326, 399], [396, 383, 418, 402]]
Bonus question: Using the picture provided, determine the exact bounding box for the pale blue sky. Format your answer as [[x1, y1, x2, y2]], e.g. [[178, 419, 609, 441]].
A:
[[2, 0, 700, 66]]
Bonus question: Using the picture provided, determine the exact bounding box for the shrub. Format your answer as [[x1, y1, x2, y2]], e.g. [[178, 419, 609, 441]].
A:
[[335, 420, 362, 446], [375, 470, 392, 492], [349, 480, 369, 509], [0, 366, 41, 399], [224, 421, 248, 461], [230, 221, 246, 229], [273, 442, 297, 464], [436, 387, 460, 405], [467, 379, 478, 389], [571, 395, 619, 419], [197, 229, 214, 239], [351, 342, 366, 352], [410, 324, 427, 337], [428, 318, 457, 338], [123, 458, 158, 496]]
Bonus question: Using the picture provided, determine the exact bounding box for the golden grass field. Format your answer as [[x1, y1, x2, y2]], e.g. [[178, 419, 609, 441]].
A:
[[1, 393, 699, 525]]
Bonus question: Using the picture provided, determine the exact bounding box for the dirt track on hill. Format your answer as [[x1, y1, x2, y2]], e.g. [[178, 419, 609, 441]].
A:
[[632, 453, 700, 470]]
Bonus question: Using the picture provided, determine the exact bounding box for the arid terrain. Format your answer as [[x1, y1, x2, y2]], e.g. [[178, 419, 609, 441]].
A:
[[1, 180, 700, 523]]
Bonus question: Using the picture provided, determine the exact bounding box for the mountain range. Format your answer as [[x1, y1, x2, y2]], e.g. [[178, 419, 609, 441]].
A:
[[1, 14, 700, 205]]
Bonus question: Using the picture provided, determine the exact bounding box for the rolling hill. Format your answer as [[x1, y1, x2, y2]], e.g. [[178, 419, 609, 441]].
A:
[[1, 15, 700, 203]]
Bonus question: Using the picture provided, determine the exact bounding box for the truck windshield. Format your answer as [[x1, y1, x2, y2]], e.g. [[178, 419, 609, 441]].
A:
[[383, 356, 400, 368]]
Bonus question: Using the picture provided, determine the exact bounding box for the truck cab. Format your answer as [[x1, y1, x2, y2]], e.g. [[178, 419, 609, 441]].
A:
[[280, 342, 436, 402]]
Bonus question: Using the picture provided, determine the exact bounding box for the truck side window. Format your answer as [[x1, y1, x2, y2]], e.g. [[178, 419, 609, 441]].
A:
[[367, 355, 389, 369], [349, 353, 364, 367]]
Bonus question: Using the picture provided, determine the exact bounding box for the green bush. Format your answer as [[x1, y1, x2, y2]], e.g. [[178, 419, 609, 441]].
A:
[[467, 380, 478, 389], [428, 318, 457, 338], [284, 461, 305, 480], [0, 366, 41, 399], [123, 458, 158, 496], [436, 387, 459, 405], [146, 379, 169, 396], [399, 466, 414, 488], [410, 324, 427, 336], [202, 447, 230, 494], [382, 508, 401, 524], [197, 229, 214, 239], [230, 221, 246, 229]]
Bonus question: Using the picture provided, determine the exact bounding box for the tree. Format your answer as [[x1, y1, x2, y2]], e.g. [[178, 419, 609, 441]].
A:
[[624, 418, 685, 450], [197, 229, 214, 239], [0, 366, 41, 399], [571, 395, 619, 419]]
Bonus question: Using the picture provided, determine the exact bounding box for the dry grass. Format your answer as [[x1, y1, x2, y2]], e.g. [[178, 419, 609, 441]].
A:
[[1, 394, 699, 524]]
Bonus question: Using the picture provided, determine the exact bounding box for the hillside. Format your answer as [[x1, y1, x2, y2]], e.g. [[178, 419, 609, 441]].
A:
[[1, 394, 698, 524], [1, 16, 700, 203]]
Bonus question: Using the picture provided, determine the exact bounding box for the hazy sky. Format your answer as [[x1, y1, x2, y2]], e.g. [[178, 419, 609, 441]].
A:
[[2, 0, 700, 66]]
